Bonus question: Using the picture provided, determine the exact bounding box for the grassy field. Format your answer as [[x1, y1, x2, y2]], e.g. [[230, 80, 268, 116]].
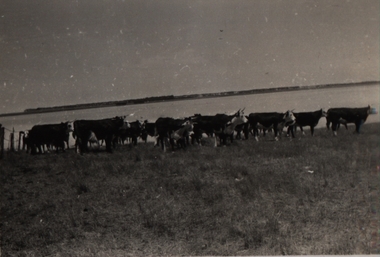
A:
[[1, 123, 379, 256]]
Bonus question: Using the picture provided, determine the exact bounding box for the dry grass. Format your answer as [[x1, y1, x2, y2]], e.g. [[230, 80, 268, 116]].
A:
[[1, 123, 379, 256]]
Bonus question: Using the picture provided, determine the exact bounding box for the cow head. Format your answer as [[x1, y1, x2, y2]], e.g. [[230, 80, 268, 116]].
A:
[[283, 110, 296, 126], [224, 109, 248, 134], [60, 122, 74, 137], [232, 108, 248, 125], [183, 120, 195, 130], [66, 121, 74, 132], [320, 109, 328, 117], [115, 116, 130, 129]]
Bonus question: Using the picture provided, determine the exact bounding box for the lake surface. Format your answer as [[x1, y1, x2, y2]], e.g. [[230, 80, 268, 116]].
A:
[[1, 84, 379, 149]]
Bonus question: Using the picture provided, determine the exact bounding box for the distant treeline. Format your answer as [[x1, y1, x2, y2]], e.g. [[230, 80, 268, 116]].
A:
[[23, 95, 176, 113], [0, 81, 378, 117]]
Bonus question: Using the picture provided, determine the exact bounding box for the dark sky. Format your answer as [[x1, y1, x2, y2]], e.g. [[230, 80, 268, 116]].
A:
[[1, 0, 378, 114]]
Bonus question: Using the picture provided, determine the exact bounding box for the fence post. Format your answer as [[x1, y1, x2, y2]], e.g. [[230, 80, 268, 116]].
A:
[[0, 125, 4, 159], [10, 128, 15, 152], [18, 131, 24, 151]]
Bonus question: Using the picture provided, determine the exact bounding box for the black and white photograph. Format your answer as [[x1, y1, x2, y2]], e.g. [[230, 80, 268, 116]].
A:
[[0, 0, 379, 255]]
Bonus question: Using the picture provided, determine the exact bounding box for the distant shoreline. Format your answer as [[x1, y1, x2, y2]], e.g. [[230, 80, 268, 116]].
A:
[[1, 81, 378, 118]]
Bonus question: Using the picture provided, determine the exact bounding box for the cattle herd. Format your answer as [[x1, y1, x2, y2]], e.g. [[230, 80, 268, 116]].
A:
[[20, 105, 372, 154]]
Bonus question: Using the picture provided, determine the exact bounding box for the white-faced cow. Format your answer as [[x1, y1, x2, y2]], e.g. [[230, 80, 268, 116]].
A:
[[247, 110, 296, 141], [326, 106, 371, 136]]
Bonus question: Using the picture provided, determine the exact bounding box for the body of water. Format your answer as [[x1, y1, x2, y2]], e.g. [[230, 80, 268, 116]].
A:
[[1, 84, 379, 149]]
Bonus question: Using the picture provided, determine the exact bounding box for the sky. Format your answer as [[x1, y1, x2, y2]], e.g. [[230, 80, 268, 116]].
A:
[[0, 0, 379, 114]]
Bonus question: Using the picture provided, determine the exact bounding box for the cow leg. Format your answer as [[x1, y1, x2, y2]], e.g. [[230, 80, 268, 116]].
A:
[[106, 142, 113, 152], [75, 139, 81, 154], [161, 137, 165, 151], [153, 136, 159, 147], [31, 144, 37, 155], [253, 126, 259, 141], [355, 120, 364, 134], [286, 126, 291, 137], [243, 125, 249, 140], [105, 136, 113, 153], [56, 142, 63, 153], [163, 138, 167, 152], [197, 135, 202, 146], [300, 126, 305, 135], [310, 126, 315, 136], [156, 137, 160, 147], [331, 122, 338, 136], [219, 134, 225, 146], [273, 124, 279, 141], [326, 119, 331, 130], [170, 138, 175, 151], [287, 125, 296, 137], [288, 127, 295, 138]]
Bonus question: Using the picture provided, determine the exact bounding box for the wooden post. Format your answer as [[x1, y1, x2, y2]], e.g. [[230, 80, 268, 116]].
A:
[[10, 128, 15, 152], [0, 125, 4, 159], [18, 131, 24, 151]]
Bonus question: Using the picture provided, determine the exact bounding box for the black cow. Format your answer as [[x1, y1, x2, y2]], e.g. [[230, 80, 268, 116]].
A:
[[326, 106, 371, 136], [170, 121, 195, 149], [191, 109, 248, 146], [28, 122, 73, 154], [191, 114, 216, 145], [247, 110, 296, 141], [141, 120, 156, 143], [288, 109, 327, 136], [154, 117, 191, 151], [73, 116, 127, 153], [116, 120, 143, 146]]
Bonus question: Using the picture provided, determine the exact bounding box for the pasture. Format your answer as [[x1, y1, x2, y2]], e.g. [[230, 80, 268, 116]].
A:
[[1, 123, 379, 256]]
